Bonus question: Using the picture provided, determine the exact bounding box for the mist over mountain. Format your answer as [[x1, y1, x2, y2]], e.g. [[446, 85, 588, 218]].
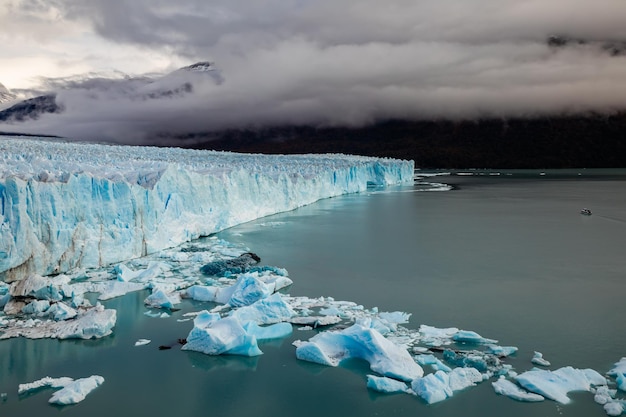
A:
[[0, 82, 16, 105], [2, 0, 626, 168]]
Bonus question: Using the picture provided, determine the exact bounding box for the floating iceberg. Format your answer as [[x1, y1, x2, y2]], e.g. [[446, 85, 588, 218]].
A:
[[181, 310, 292, 356], [531, 351, 551, 367], [184, 272, 277, 307], [515, 366, 606, 404], [229, 293, 296, 325], [48, 375, 104, 405], [452, 330, 497, 345], [492, 376, 545, 401], [18, 376, 75, 394], [366, 375, 409, 394], [608, 358, 626, 392], [18, 375, 103, 406], [294, 319, 423, 382], [411, 371, 453, 404], [0, 137, 413, 281], [411, 367, 484, 404], [486, 345, 518, 357]]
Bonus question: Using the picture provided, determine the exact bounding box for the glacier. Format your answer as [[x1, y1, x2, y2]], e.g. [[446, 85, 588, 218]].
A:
[[0, 136, 413, 282]]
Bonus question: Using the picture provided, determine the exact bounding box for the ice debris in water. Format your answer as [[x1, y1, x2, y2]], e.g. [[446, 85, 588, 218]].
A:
[[1, 303, 116, 340], [492, 376, 545, 402], [200, 252, 261, 277], [19, 375, 104, 406], [514, 367, 606, 405], [531, 351, 551, 367], [367, 375, 410, 394], [135, 339, 151, 346], [18, 376, 75, 394], [608, 358, 626, 392], [411, 367, 484, 404], [294, 318, 424, 382], [181, 309, 292, 356], [48, 376, 104, 405], [184, 270, 292, 307]]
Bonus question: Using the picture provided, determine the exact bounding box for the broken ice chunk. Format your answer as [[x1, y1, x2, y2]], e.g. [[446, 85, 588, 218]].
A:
[[48, 375, 104, 405]]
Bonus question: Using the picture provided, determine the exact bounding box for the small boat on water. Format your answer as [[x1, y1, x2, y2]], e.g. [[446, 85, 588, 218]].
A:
[[580, 208, 592, 216]]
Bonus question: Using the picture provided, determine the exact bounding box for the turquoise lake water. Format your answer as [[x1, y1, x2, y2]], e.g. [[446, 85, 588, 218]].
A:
[[1, 169, 625, 416]]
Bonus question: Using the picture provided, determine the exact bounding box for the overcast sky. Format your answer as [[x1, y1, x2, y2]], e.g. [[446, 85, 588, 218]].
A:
[[1, 0, 626, 143]]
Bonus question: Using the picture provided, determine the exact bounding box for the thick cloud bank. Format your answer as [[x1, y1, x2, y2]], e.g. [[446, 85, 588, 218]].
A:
[[2, 0, 626, 144]]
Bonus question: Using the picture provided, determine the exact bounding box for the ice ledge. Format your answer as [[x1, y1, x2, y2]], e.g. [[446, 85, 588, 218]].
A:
[[0, 137, 414, 281]]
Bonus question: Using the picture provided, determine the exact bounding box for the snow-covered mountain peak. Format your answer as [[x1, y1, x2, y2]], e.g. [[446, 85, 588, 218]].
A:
[[0, 82, 17, 104], [181, 62, 215, 73]]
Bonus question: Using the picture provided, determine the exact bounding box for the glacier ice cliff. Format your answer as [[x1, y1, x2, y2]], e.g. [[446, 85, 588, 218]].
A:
[[0, 137, 413, 281]]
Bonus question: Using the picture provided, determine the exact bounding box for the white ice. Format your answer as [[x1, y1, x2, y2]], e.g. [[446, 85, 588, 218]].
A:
[[452, 330, 497, 345], [181, 310, 292, 356], [515, 366, 607, 404], [48, 375, 104, 405], [416, 354, 452, 372], [486, 345, 518, 357], [0, 137, 413, 281], [411, 371, 453, 404], [366, 375, 409, 394], [229, 293, 296, 325], [492, 376, 545, 402], [294, 319, 424, 382], [531, 351, 551, 367], [411, 367, 484, 404], [184, 272, 281, 307], [608, 358, 626, 392], [18, 376, 74, 394]]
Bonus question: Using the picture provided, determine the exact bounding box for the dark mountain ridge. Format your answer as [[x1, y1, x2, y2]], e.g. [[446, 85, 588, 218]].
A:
[[175, 113, 626, 169]]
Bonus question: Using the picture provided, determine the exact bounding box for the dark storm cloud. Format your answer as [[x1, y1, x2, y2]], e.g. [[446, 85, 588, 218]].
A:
[[3, 0, 626, 144]]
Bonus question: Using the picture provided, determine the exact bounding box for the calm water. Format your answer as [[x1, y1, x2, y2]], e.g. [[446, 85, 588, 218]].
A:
[[1, 170, 625, 416]]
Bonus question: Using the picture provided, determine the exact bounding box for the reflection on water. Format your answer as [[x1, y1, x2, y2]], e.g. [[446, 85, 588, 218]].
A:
[[186, 351, 259, 372]]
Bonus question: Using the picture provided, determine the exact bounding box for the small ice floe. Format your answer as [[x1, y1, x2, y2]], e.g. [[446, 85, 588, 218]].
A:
[[144, 288, 181, 310], [366, 375, 409, 394], [229, 293, 296, 325], [531, 351, 551, 367], [410, 366, 497, 405], [608, 357, 626, 392], [184, 271, 293, 307], [452, 330, 498, 345], [48, 376, 104, 405], [603, 401, 626, 417], [294, 318, 423, 382], [416, 354, 452, 372], [181, 311, 292, 356], [418, 325, 459, 347], [492, 376, 545, 402], [134, 339, 151, 346], [486, 345, 518, 358], [514, 366, 606, 404], [19, 377, 75, 394]]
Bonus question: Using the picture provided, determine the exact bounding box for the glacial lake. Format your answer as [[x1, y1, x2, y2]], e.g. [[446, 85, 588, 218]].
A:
[[1, 169, 625, 417]]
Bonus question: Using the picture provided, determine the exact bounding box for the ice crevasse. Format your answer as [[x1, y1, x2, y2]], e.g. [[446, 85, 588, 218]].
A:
[[0, 137, 414, 281]]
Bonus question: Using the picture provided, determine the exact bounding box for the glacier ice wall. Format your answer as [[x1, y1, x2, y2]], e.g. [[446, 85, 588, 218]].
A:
[[0, 137, 413, 281]]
